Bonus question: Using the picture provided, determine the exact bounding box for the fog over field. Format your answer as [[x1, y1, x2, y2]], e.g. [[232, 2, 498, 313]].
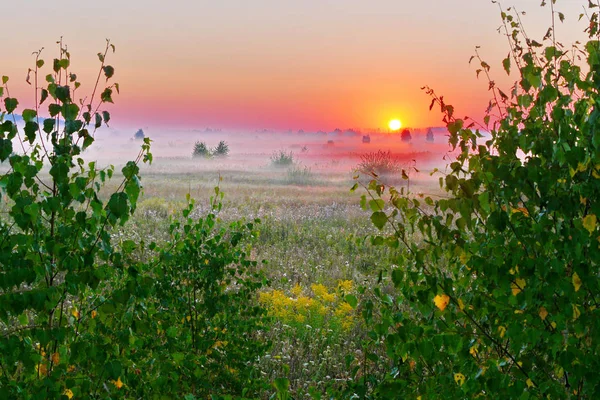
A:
[[81, 126, 458, 183]]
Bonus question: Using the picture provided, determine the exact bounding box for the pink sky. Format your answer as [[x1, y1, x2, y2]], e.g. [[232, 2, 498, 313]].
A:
[[1, 0, 587, 132]]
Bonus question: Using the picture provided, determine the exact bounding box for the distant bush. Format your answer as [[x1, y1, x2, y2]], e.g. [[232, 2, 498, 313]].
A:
[[213, 140, 229, 157], [400, 128, 412, 142], [193, 140, 230, 158], [356, 150, 402, 176], [134, 128, 145, 140], [270, 150, 294, 167], [193, 141, 211, 158]]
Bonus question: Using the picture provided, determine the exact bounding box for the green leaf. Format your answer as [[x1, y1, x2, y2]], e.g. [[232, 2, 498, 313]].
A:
[[371, 211, 387, 230], [103, 65, 114, 80], [43, 119, 55, 134], [55, 85, 70, 103], [4, 98, 18, 113], [100, 88, 113, 103], [49, 104, 61, 117], [369, 199, 385, 212], [62, 103, 79, 121], [107, 192, 129, 218], [345, 294, 358, 308], [0, 138, 12, 161], [102, 111, 110, 125], [24, 122, 38, 143], [2, 76, 8, 84], [21, 109, 36, 123], [502, 55, 511, 75], [40, 88, 48, 104]]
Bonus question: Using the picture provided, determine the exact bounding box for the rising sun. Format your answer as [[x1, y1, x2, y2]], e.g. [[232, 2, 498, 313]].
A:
[[389, 119, 402, 131]]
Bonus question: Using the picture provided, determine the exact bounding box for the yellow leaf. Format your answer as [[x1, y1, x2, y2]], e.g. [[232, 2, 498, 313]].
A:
[[583, 214, 597, 235], [64, 389, 74, 399], [573, 304, 581, 321], [112, 376, 124, 389], [186, 315, 191, 322], [511, 278, 526, 296], [458, 298, 465, 311], [538, 306, 548, 321], [91, 310, 97, 319], [433, 294, 450, 311], [572, 272, 582, 292], [36, 363, 48, 376], [71, 308, 80, 319], [51, 352, 60, 364], [498, 325, 506, 338], [469, 346, 478, 357], [551, 321, 557, 329], [454, 372, 466, 386], [526, 378, 534, 388], [580, 196, 587, 205]]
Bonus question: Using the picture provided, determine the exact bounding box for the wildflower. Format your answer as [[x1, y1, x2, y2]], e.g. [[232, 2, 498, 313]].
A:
[[291, 283, 303, 297], [338, 280, 353, 293], [111, 377, 124, 389]]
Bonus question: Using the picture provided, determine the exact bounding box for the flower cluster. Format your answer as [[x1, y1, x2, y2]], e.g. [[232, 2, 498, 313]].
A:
[[259, 280, 356, 331]]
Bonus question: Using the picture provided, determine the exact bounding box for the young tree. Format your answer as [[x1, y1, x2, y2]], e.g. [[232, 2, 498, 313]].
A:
[[192, 140, 210, 158], [350, 3, 600, 398], [213, 140, 229, 157]]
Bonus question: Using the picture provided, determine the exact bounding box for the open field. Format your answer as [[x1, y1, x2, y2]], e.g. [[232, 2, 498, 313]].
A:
[[101, 131, 449, 397]]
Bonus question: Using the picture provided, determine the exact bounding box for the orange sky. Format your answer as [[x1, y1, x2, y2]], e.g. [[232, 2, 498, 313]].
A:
[[1, 1, 588, 132]]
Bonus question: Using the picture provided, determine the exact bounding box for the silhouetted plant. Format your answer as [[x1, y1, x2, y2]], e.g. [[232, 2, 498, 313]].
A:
[[270, 150, 294, 167], [213, 140, 229, 157], [193, 140, 211, 158]]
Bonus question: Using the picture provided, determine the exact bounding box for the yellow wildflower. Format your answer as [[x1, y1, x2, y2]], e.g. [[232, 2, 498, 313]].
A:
[[291, 283, 303, 297], [111, 377, 124, 389], [338, 280, 353, 293]]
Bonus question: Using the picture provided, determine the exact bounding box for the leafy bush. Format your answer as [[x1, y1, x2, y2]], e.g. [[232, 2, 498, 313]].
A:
[[271, 150, 294, 167], [0, 41, 270, 399], [348, 4, 600, 399]]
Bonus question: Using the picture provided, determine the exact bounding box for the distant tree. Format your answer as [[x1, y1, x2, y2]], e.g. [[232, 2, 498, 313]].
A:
[[134, 129, 145, 140], [213, 140, 229, 157], [426, 127, 434, 142], [192, 141, 210, 158], [400, 128, 412, 142]]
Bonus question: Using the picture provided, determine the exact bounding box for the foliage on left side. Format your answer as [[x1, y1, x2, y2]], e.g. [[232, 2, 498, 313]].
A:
[[0, 41, 270, 399]]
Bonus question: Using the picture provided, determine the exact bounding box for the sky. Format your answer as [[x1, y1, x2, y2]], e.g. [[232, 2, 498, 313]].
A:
[[1, 0, 589, 132]]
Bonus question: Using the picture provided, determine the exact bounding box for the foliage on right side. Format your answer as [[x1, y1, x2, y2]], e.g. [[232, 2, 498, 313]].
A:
[[347, 3, 600, 398]]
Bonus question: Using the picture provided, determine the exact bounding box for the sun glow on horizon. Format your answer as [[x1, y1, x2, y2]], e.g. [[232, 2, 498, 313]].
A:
[[388, 119, 402, 131]]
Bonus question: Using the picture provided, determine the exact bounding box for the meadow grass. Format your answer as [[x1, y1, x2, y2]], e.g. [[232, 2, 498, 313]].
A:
[[0, 155, 443, 397]]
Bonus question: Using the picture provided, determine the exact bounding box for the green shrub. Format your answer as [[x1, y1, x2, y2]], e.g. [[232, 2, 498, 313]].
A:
[[213, 140, 229, 157], [0, 41, 270, 399], [270, 150, 294, 167], [192, 141, 211, 158], [347, 4, 600, 399]]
